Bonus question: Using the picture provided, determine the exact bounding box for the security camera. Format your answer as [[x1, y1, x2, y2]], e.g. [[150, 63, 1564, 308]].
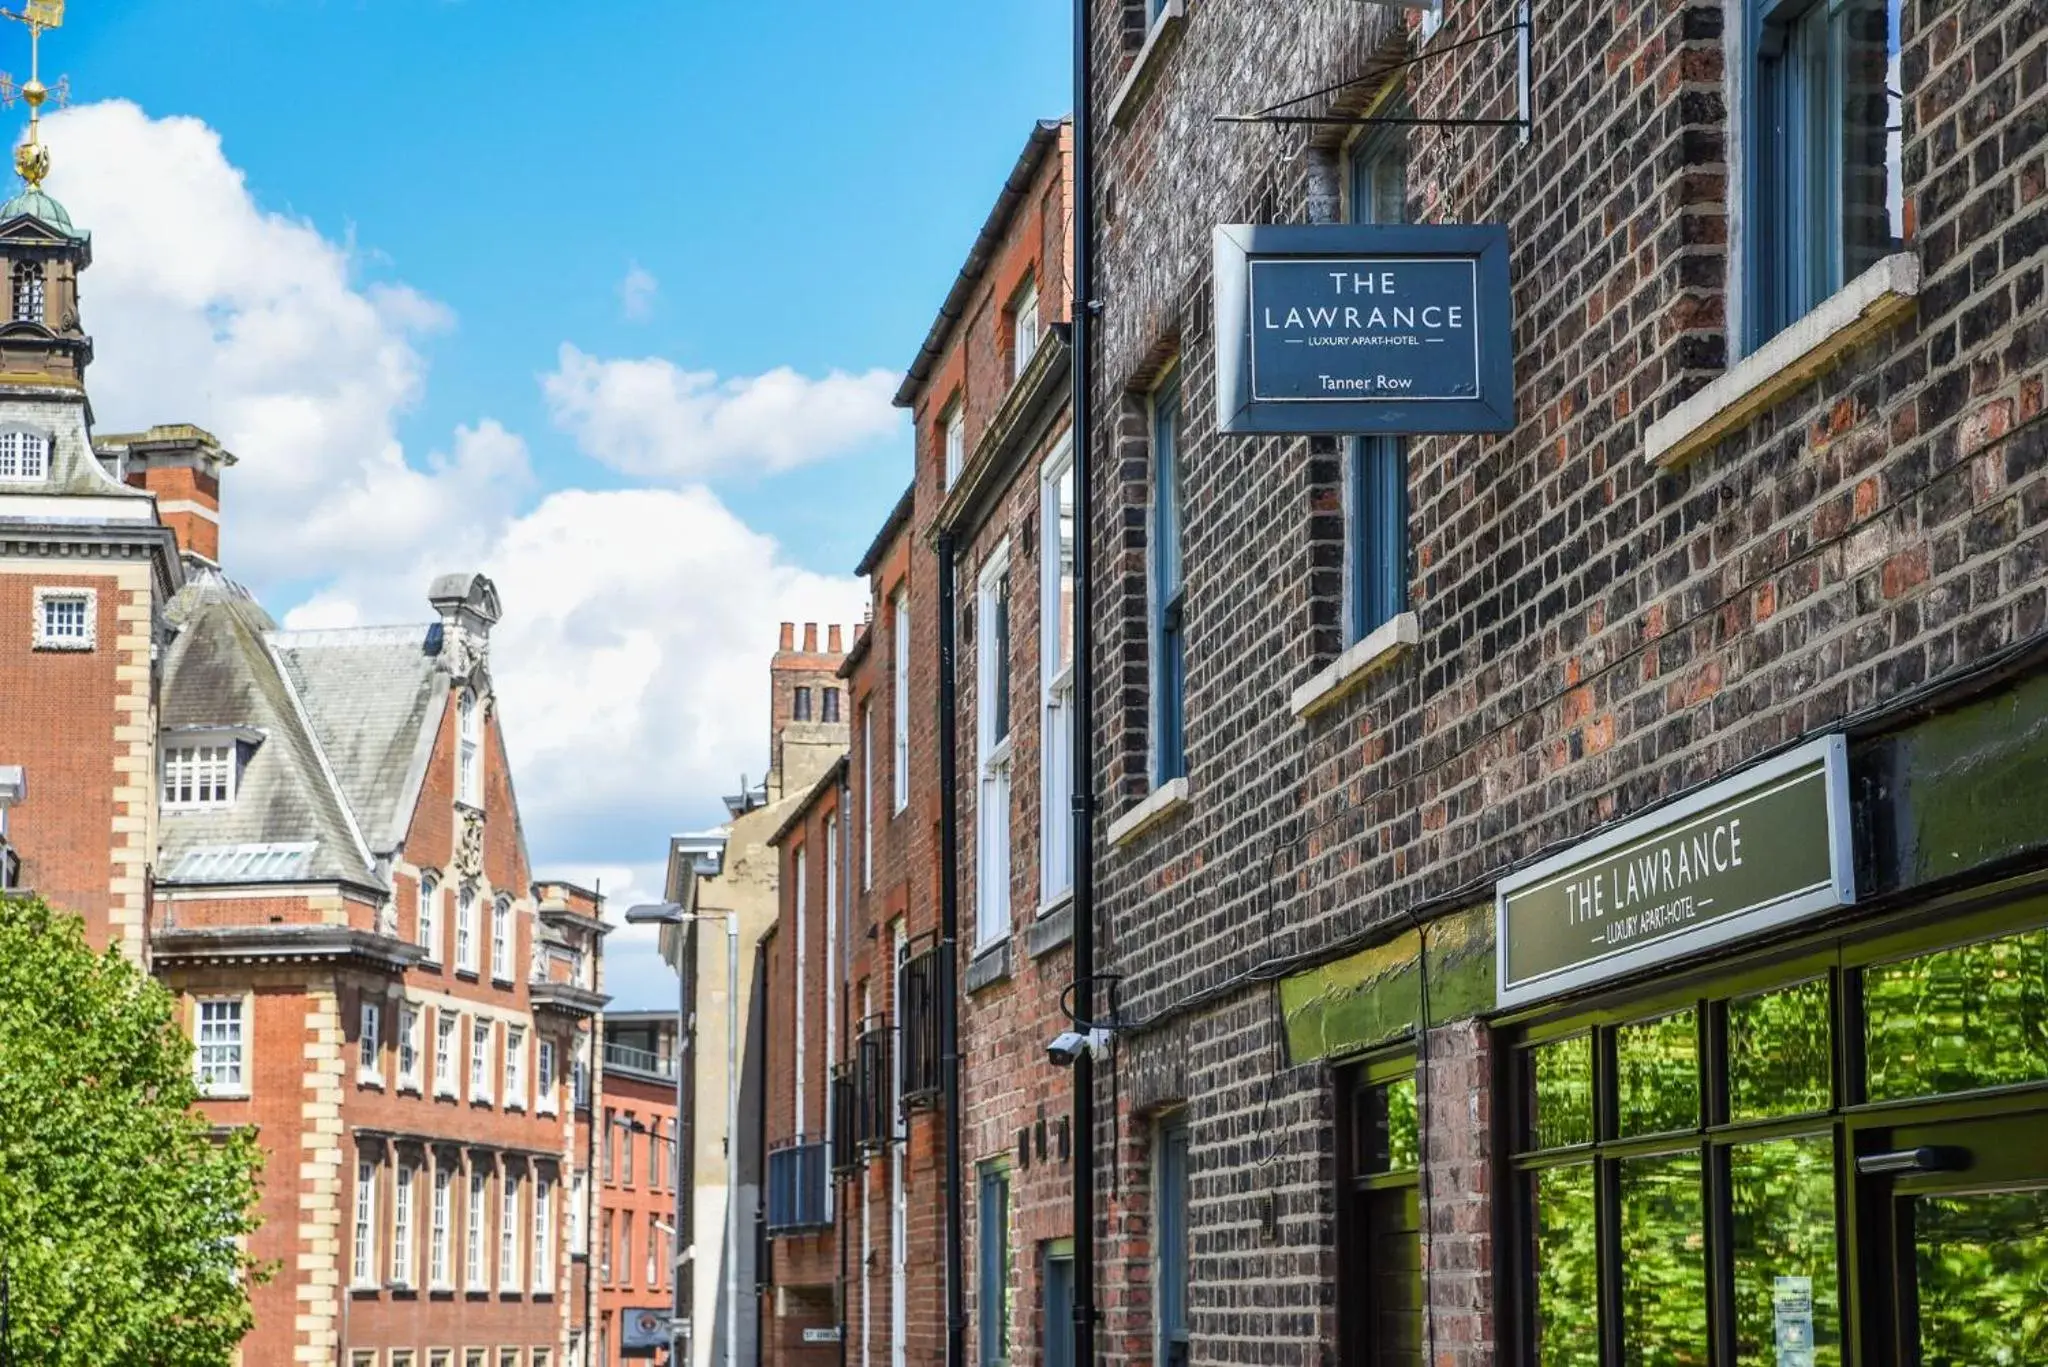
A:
[[1047, 1028, 1110, 1067]]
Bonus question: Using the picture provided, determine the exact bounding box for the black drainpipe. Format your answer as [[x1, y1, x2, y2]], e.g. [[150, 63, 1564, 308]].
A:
[[937, 528, 967, 1367], [837, 763, 854, 1367], [1069, 2, 1100, 1366]]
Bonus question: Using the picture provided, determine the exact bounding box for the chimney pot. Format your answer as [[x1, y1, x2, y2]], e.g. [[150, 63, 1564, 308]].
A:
[[779, 622, 795, 651], [803, 623, 818, 652], [828, 624, 843, 653]]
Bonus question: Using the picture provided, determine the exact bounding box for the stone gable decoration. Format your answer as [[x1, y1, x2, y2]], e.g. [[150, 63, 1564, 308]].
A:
[[429, 572, 500, 687], [1212, 222, 1515, 435], [455, 807, 485, 879]]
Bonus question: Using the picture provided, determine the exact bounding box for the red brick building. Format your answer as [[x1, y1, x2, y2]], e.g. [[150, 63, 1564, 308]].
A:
[[0, 171, 609, 1367], [909, 119, 1076, 1367], [596, 1011, 682, 1365]]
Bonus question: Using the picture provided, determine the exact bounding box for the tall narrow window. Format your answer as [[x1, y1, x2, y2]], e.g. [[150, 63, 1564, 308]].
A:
[[976, 545, 1014, 950], [457, 691, 482, 806], [1157, 1117, 1191, 1367], [571, 1170, 589, 1254], [471, 1020, 492, 1103], [825, 815, 841, 1131], [359, 1001, 382, 1083], [823, 686, 842, 722], [979, 1168, 1013, 1367], [399, 1005, 422, 1090], [1746, 0, 1902, 350], [795, 844, 810, 1137], [1040, 445, 1076, 903], [943, 400, 966, 488], [538, 1039, 558, 1113], [392, 1163, 416, 1287], [1336, 1062, 1423, 1365], [195, 998, 246, 1096], [623, 1116, 636, 1186], [435, 1012, 458, 1097], [418, 874, 441, 962], [1011, 275, 1041, 381], [1343, 130, 1410, 645], [0, 430, 48, 482], [862, 700, 875, 886], [456, 884, 478, 973], [533, 1174, 554, 1293], [893, 592, 911, 812], [499, 1169, 522, 1291], [10, 259, 42, 322], [600, 1208, 614, 1282], [467, 1168, 489, 1290], [491, 896, 512, 981], [1150, 374, 1187, 785], [353, 1157, 379, 1288], [430, 1163, 453, 1289], [506, 1025, 526, 1107], [793, 686, 814, 721], [620, 1211, 635, 1287]]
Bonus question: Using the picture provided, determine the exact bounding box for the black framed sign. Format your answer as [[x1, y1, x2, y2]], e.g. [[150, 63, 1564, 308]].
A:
[[1212, 223, 1515, 435]]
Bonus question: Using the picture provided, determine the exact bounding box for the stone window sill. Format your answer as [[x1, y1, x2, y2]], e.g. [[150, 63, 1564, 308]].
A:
[[1289, 612, 1421, 720], [1646, 253, 1921, 470], [1107, 777, 1191, 850], [1028, 894, 1074, 958], [1108, 0, 1185, 129], [966, 941, 1012, 994]]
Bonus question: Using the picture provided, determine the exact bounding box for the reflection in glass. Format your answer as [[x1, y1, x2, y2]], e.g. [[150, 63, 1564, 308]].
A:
[[1617, 1010, 1699, 1136], [1527, 1036, 1594, 1150], [1619, 1152, 1708, 1367], [1865, 928, 2048, 1101], [1729, 979, 1833, 1120], [1730, 1136, 1840, 1367], [1354, 1076, 1419, 1175], [1530, 1165, 1599, 1367], [1914, 1187, 2048, 1363]]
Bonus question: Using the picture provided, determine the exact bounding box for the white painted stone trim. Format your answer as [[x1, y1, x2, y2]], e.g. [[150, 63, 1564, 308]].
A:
[[1290, 611, 1421, 720], [1108, 0, 1185, 128], [1646, 253, 1921, 470], [31, 583, 95, 649], [1107, 776, 1191, 850]]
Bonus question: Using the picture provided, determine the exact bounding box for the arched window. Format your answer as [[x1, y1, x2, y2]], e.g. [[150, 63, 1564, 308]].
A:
[[0, 429, 48, 481], [11, 260, 42, 323]]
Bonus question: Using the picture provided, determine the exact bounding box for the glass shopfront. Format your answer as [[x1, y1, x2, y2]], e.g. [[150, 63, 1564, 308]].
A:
[[1508, 886, 2048, 1367]]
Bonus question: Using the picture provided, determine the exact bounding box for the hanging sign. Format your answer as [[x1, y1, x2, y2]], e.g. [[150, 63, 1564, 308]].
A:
[[621, 1308, 673, 1354], [1495, 735, 1855, 1010], [1213, 223, 1515, 435]]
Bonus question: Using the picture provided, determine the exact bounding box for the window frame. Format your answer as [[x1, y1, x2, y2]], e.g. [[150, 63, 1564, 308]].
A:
[[418, 874, 442, 963], [498, 1167, 522, 1292], [392, 1160, 417, 1289], [1339, 124, 1412, 647], [399, 1004, 422, 1092], [862, 698, 875, 885], [10, 258, 43, 323], [1148, 371, 1187, 787], [942, 398, 967, 489], [162, 742, 237, 810], [456, 884, 479, 974], [0, 428, 49, 483], [537, 1039, 558, 1115], [1155, 1114, 1192, 1367], [1039, 438, 1077, 907], [533, 1172, 555, 1294], [194, 995, 248, 1098], [893, 591, 911, 813], [31, 586, 93, 650], [467, 1167, 490, 1291], [430, 1161, 454, 1290], [435, 1012, 459, 1098], [506, 1024, 527, 1110], [975, 541, 1015, 951], [359, 1001, 383, 1086], [471, 1019, 493, 1104], [457, 690, 483, 807], [353, 1154, 381, 1289], [978, 1165, 1014, 1367], [491, 895, 513, 983], [1010, 274, 1041, 383]]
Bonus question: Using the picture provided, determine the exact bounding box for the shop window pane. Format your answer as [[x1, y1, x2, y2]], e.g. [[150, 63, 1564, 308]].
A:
[[1355, 1076, 1420, 1175], [1728, 979, 1833, 1120], [1526, 1036, 1594, 1150], [1730, 1135, 1841, 1367], [1529, 1164, 1599, 1367], [1617, 1009, 1700, 1137], [1619, 1151, 1709, 1367], [1913, 1187, 2048, 1364], [1864, 927, 2048, 1102]]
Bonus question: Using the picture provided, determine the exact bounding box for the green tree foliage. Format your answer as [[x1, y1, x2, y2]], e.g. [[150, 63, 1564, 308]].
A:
[[0, 896, 264, 1366]]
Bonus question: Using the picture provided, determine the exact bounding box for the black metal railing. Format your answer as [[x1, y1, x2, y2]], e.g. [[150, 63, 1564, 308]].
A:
[[830, 1062, 859, 1176], [764, 1140, 832, 1233], [853, 1015, 893, 1152], [899, 937, 943, 1107]]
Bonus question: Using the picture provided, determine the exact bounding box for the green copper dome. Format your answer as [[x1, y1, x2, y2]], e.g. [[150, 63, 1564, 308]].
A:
[[0, 186, 83, 238]]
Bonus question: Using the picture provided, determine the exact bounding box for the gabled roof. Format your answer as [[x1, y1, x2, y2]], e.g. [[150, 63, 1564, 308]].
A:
[[158, 571, 377, 889], [271, 624, 449, 854]]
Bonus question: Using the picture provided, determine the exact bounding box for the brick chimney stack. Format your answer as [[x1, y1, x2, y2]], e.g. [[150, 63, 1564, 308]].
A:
[[97, 424, 236, 566], [767, 619, 852, 796]]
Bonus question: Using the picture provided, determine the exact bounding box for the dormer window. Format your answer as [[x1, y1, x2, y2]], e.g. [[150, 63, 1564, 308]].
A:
[[457, 691, 482, 806], [11, 260, 42, 323], [163, 743, 236, 808], [0, 429, 49, 481]]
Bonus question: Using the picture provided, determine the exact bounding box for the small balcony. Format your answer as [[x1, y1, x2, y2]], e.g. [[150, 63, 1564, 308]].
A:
[[604, 1040, 676, 1081], [899, 937, 942, 1108], [830, 1064, 859, 1176], [764, 1139, 832, 1234], [852, 1016, 894, 1153]]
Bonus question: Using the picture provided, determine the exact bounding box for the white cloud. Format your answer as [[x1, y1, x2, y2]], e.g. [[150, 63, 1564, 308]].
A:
[[39, 101, 873, 903], [618, 262, 659, 321], [543, 343, 903, 481]]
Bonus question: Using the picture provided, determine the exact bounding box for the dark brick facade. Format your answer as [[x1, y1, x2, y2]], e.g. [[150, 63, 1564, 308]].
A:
[[1083, 0, 2047, 1366]]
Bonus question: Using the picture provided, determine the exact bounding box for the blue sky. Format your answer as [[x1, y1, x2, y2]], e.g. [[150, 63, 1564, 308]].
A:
[[35, 1, 1069, 1005]]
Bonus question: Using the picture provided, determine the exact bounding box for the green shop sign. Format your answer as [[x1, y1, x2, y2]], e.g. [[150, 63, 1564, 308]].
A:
[[1496, 735, 1855, 1009]]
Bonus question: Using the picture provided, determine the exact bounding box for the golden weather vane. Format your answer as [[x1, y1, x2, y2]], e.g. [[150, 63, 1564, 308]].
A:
[[0, 0, 67, 191]]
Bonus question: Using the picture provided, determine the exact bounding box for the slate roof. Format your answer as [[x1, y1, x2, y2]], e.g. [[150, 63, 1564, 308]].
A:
[[159, 567, 480, 895], [158, 570, 377, 889]]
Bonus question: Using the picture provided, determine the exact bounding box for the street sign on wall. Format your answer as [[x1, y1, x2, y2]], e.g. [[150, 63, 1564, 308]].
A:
[[1495, 735, 1856, 1009], [621, 1307, 672, 1355], [1214, 223, 1515, 435]]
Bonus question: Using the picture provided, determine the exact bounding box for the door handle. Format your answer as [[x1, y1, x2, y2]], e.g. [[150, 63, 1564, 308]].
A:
[[1856, 1145, 1971, 1175]]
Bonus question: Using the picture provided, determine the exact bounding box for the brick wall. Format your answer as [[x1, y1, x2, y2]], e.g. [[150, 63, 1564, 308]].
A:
[[1087, 0, 2046, 1365]]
